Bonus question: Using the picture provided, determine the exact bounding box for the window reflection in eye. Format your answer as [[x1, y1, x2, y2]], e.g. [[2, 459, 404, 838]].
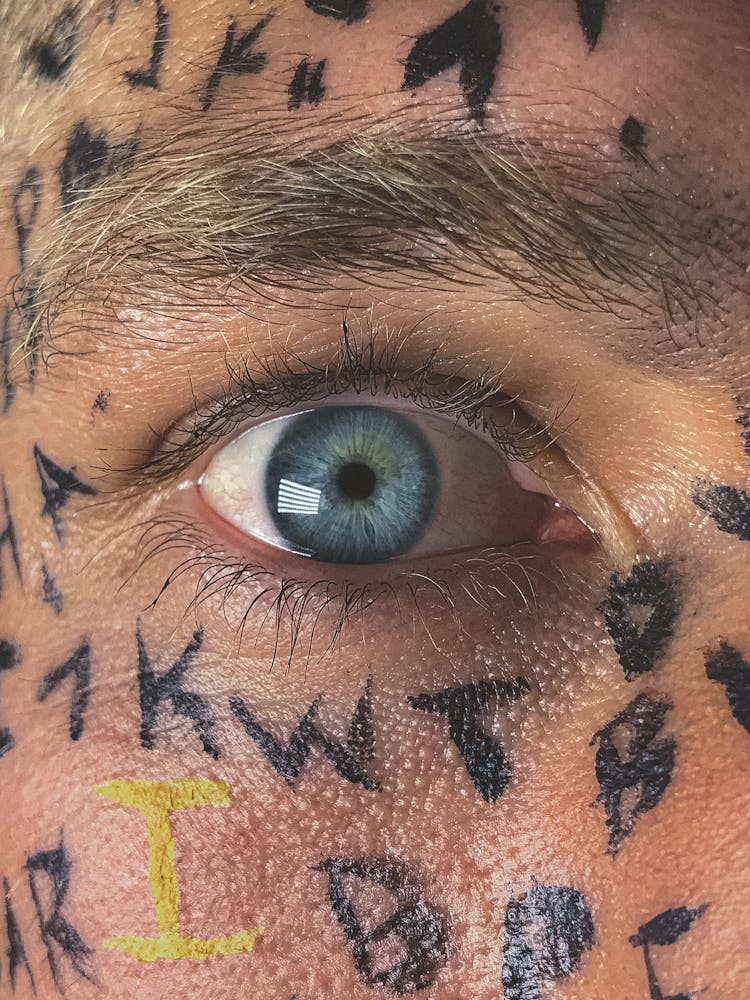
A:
[[199, 400, 589, 564]]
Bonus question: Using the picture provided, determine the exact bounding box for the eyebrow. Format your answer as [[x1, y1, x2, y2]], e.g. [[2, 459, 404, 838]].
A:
[[22, 112, 731, 366]]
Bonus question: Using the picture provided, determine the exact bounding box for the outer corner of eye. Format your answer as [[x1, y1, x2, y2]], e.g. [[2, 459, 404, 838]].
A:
[[198, 403, 599, 567]]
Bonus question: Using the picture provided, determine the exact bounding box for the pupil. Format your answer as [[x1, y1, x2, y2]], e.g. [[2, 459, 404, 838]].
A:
[[338, 462, 377, 501]]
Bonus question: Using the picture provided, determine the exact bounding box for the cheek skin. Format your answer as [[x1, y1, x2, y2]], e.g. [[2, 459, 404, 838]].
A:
[[3, 542, 748, 998]]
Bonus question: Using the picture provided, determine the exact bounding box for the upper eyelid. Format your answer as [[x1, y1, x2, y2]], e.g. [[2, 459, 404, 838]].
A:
[[123, 334, 562, 490]]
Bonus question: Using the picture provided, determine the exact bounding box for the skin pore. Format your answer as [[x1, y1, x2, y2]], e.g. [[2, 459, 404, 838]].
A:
[[0, 0, 749, 997]]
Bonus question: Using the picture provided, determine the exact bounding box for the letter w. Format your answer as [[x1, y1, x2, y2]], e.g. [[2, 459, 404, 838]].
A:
[[230, 684, 380, 791]]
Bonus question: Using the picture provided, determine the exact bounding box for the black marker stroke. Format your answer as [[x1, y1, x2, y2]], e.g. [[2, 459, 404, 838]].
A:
[[25, 835, 97, 992], [0, 477, 23, 600], [316, 857, 449, 994], [4, 875, 35, 992], [704, 640, 750, 736], [59, 121, 111, 212], [137, 621, 219, 758], [576, 0, 606, 50], [6, 170, 44, 384], [12, 166, 42, 273], [599, 560, 680, 679], [1, 308, 15, 414], [33, 444, 97, 542], [9, 167, 45, 384], [630, 904, 707, 1000], [402, 0, 502, 123], [0, 640, 22, 760], [41, 563, 64, 614], [37, 640, 91, 741], [693, 480, 750, 542], [303, 0, 367, 22], [124, 0, 169, 89], [591, 693, 676, 854], [91, 388, 111, 417], [24, 4, 80, 81], [14, 270, 44, 384], [620, 115, 647, 160], [407, 678, 529, 802], [230, 682, 380, 790], [503, 884, 595, 1000], [288, 58, 326, 110], [201, 13, 272, 111]]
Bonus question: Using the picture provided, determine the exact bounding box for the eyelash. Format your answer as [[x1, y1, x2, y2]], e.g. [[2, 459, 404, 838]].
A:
[[134, 514, 553, 665], [120, 323, 568, 662], [131, 323, 559, 485]]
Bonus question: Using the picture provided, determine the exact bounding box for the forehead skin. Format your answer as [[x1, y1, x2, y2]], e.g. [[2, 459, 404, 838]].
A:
[[0, 2, 749, 999]]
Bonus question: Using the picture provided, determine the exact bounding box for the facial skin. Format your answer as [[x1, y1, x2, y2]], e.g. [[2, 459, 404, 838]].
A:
[[1, 0, 749, 997]]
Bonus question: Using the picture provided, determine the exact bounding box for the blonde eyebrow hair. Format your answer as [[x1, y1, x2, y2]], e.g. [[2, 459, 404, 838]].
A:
[[15, 111, 726, 372]]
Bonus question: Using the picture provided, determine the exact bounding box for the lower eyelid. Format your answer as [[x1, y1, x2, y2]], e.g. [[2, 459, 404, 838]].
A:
[[138, 504, 570, 621], [133, 500, 608, 675]]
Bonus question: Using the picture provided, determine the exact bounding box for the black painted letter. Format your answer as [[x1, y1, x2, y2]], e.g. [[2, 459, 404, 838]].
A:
[[591, 693, 676, 854], [599, 560, 680, 679], [0, 479, 22, 601], [620, 115, 647, 160], [704, 641, 750, 736], [59, 122, 111, 212], [124, 0, 169, 89], [576, 0, 606, 50], [288, 58, 326, 110], [1, 308, 14, 413], [137, 621, 219, 758], [0, 640, 21, 759], [202, 14, 272, 111], [692, 481, 750, 542], [502, 884, 595, 1000], [230, 682, 380, 790], [630, 905, 707, 1000], [25, 836, 97, 991], [402, 0, 502, 123], [4, 875, 34, 991], [37, 640, 92, 741], [41, 563, 64, 614], [304, 0, 367, 22], [316, 857, 449, 994], [33, 444, 97, 542], [24, 5, 80, 81], [407, 678, 529, 802], [12, 167, 42, 273]]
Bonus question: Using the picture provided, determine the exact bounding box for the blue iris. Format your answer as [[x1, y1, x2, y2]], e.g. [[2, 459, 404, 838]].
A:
[[265, 406, 440, 563]]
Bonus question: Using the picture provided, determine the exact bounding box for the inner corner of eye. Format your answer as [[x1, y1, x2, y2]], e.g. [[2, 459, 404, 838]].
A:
[[197, 403, 595, 567]]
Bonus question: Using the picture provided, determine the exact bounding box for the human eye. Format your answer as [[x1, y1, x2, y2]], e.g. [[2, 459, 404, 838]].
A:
[[128, 330, 612, 652], [201, 401, 576, 564]]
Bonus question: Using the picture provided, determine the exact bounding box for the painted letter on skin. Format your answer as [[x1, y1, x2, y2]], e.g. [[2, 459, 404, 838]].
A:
[[97, 779, 264, 961]]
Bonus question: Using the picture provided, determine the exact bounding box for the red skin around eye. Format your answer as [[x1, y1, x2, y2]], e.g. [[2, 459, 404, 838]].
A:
[[536, 496, 599, 548]]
